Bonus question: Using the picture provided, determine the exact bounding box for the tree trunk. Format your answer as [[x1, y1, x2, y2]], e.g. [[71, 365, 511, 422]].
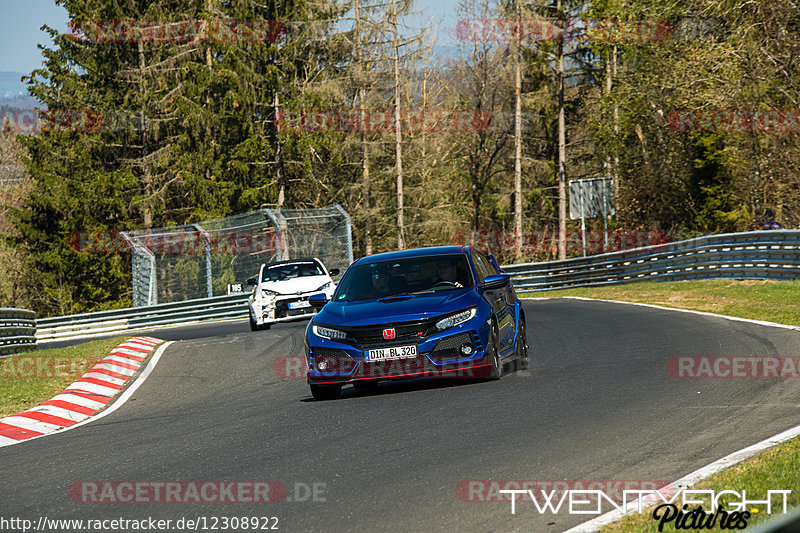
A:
[[355, 0, 373, 255], [138, 40, 152, 228], [556, 0, 566, 260], [274, 91, 286, 208], [612, 45, 619, 213], [513, 0, 523, 261], [391, 0, 405, 250]]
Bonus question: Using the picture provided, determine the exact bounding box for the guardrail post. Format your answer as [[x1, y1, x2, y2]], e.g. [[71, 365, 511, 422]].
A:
[[193, 223, 213, 299], [333, 203, 354, 264], [262, 208, 284, 261]]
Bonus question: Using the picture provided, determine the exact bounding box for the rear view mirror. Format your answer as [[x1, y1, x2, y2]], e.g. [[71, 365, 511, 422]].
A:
[[308, 293, 329, 309], [481, 274, 510, 290]]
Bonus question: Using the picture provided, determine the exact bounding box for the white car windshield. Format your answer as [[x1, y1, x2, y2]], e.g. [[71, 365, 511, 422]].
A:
[[262, 261, 325, 282]]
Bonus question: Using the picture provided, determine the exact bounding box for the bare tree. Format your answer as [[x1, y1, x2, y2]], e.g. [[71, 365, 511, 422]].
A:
[[556, 0, 567, 259], [512, 0, 524, 260], [354, 0, 374, 254], [390, 0, 407, 249], [451, 0, 514, 232]]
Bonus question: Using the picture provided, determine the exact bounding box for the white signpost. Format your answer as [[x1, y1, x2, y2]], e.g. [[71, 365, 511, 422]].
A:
[[569, 177, 615, 256]]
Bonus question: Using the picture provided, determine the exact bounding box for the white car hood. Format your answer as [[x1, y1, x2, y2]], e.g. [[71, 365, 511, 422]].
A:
[[258, 275, 331, 295]]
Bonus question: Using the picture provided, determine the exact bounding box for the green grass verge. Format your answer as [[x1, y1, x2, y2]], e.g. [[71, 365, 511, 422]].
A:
[[521, 279, 800, 531], [0, 336, 131, 418], [522, 279, 800, 327]]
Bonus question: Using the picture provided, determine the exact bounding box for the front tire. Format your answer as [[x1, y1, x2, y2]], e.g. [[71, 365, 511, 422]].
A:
[[249, 313, 271, 331], [487, 324, 502, 380], [310, 384, 341, 401]]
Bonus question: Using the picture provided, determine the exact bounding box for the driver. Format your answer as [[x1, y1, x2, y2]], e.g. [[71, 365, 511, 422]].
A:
[[370, 268, 391, 296], [435, 260, 464, 288]]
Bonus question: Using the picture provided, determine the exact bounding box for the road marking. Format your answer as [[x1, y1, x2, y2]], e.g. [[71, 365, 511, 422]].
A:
[[65, 381, 120, 396], [59, 341, 173, 433], [27, 404, 91, 423], [47, 393, 107, 410], [94, 362, 136, 376], [0, 415, 62, 433], [0, 337, 170, 447]]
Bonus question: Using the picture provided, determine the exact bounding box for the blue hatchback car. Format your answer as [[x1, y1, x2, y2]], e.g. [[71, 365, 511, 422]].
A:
[[304, 246, 528, 400]]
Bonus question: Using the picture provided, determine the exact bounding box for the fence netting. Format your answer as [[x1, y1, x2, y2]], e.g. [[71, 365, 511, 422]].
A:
[[123, 204, 353, 306]]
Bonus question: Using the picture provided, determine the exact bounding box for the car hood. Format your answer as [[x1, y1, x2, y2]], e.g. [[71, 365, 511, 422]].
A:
[[258, 275, 331, 295], [314, 289, 477, 326]]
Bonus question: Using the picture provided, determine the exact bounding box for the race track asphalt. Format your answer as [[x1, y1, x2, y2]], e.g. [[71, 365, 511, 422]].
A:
[[3, 298, 800, 532]]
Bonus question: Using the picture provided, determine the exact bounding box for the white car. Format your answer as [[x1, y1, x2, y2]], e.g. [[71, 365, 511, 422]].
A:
[[247, 258, 339, 331]]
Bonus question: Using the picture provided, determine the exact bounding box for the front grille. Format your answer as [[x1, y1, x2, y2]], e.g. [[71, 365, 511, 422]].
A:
[[311, 348, 356, 373], [275, 297, 314, 318], [471, 331, 483, 353], [430, 333, 475, 361], [313, 348, 349, 359], [338, 319, 439, 348]]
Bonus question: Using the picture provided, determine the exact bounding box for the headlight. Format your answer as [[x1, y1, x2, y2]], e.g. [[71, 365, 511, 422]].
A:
[[435, 308, 477, 331], [262, 288, 279, 297], [315, 281, 332, 292], [312, 325, 346, 340]]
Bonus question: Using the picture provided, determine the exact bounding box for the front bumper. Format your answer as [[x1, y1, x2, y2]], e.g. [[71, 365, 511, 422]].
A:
[[307, 357, 493, 385], [306, 325, 492, 384], [250, 292, 332, 326]]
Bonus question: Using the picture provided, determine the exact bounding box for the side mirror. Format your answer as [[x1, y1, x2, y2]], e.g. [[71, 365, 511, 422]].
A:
[[481, 274, 510, 290], [246, 277, 258, 286], [308, 293, 329, 309], [329, 268, 340, 276]]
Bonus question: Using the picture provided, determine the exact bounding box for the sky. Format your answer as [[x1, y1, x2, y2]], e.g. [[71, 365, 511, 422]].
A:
[[0, 0, 466, 75], [0, 1, 70, 73]]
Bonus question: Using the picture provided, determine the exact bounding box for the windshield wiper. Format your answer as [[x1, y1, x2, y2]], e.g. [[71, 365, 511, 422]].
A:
[[376, 294, 416, 302]]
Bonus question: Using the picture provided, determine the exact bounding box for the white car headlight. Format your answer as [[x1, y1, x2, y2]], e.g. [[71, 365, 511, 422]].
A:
[[315, 281, 332, 292], [435, 308, 477, 331], [262, 288, 279, 297], [312, 325, 346, 340]]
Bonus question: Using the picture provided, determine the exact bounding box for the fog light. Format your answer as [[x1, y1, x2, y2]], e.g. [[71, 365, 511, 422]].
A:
[[460, 344, 473, 356], [318, 360, 328, 371]]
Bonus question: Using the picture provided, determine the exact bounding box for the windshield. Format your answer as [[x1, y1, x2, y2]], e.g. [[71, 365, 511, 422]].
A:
[[333, 254, 473, 302], [261, 261, 324, 282]]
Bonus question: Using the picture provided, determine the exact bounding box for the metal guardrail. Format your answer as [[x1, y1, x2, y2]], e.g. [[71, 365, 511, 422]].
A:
[[36, 293, 249, 342], [504, 230, 800, 291], [33, 230, 800, 341], [0, 308, 37, 356]]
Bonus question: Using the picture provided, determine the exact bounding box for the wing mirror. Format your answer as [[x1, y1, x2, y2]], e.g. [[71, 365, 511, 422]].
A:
[[246, 277, 258, 286], [481, 274, 510, 290], [329, 268, 340, 276], [308, 293, 329, 309]]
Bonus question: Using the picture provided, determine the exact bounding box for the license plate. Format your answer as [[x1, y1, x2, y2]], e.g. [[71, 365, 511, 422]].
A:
[[288, 300, 311, 310], [365, 345, 417, 361]]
